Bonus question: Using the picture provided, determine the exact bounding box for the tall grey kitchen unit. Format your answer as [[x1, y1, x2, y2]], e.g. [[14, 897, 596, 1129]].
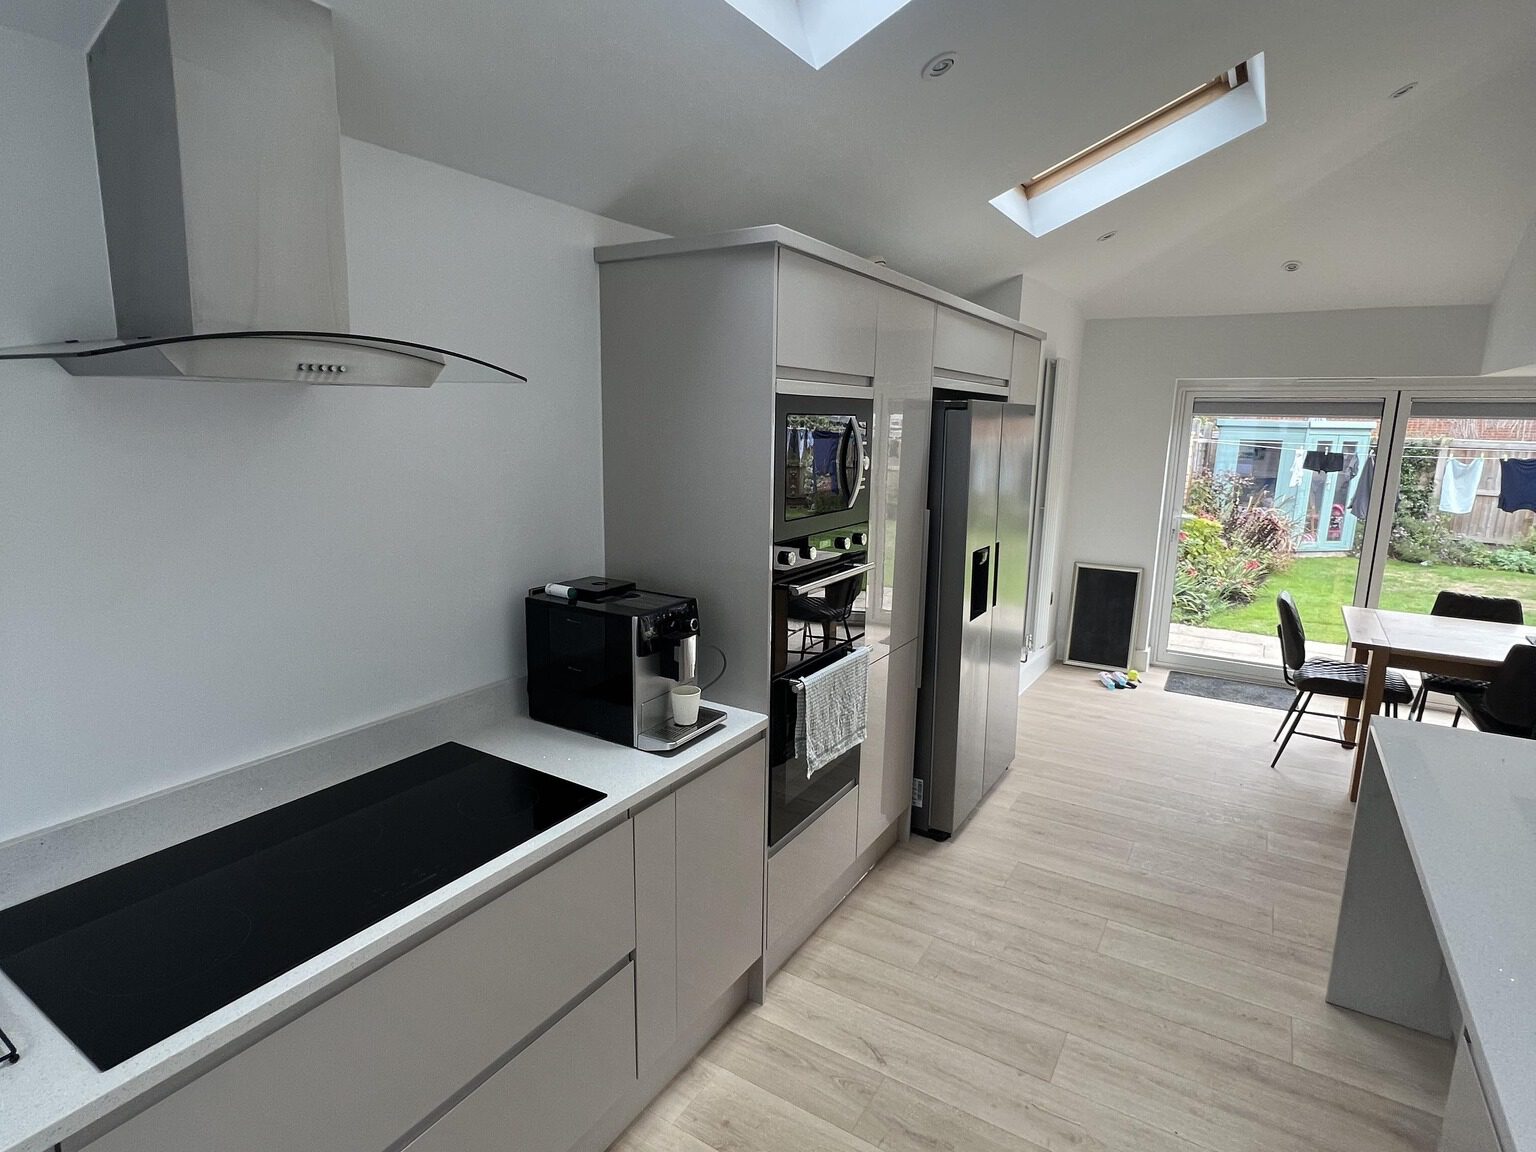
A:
[[594, 226, 1044, 972]]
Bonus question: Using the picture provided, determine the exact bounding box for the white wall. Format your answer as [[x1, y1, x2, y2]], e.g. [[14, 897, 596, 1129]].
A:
[[972, 274, 1085, 656], [1482, 214, 1536, 375], [1060, 305, 1490, 662], [0, 25, 658, 842]]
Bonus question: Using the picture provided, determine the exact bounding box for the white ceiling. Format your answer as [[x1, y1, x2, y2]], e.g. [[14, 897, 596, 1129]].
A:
[[11, 0, 1536, 319], [0, 0, 114, 49]]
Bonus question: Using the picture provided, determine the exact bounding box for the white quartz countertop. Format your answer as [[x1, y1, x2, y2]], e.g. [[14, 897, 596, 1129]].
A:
[[1373, 721, 1536, 1150], [0, 687, 766, 1152]]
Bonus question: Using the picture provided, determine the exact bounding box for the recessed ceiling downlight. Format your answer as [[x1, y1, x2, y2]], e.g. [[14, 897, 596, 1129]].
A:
[[1282, 260, 1302, 272], [1390, 81, 1418, 99], [922, 52, 957, 79]]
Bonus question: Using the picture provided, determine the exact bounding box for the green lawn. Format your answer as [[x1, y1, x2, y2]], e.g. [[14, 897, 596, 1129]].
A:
[[1204, 555, 1536, 645]]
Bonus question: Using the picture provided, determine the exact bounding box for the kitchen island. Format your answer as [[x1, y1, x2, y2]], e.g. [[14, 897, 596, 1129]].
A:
[[0, 679, 767, 1152], [1328, 720, 1535, 1152]]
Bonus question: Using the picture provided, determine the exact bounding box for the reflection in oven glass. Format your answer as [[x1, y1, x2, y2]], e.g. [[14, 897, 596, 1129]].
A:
[[785, 580, 867, 667]]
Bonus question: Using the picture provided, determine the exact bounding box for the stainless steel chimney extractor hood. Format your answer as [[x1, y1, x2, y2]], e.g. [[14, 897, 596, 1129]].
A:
[[0, 0, 526, 387]]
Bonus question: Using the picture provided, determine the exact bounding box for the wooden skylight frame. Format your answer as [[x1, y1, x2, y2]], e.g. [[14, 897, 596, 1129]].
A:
[[1022, 61, 1252, 200]]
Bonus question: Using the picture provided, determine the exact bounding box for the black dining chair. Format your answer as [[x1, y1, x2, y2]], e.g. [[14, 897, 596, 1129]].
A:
[[1453, 643, 1536, 738], [1271, 591, 1413, 768], [1409, 591, 1525, 724]]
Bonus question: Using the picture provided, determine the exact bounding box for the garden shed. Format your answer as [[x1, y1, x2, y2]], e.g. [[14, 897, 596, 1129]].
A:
[[1194, 416, 1378, 553]]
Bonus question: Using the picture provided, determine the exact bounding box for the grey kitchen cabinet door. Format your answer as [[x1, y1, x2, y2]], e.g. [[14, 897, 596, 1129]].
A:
[[933, 306, 1014, 383], [675, 740, 767, 1029], [857, 650, 891, 856], [868, 286, 935, 659], [632, 792, 678, 1069], [404, 961, 638, 1152], [1008, 332, 1043, 404], [859, 639, 919, 855], [77, 823, 636, 1152], [776, 249, 879, 379]]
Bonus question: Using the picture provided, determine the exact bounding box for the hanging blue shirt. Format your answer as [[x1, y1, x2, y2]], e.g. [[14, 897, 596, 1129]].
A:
[[1498, 458, 1536, 513]]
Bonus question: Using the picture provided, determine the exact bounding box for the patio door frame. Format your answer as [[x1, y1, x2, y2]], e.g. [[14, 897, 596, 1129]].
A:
[[1151, 375, 1536, 683]]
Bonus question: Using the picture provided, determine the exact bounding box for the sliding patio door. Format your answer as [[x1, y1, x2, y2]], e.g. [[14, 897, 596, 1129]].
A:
[[1161, 397, 1385, 674]]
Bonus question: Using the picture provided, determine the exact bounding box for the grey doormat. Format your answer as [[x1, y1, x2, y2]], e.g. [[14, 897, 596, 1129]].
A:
[[1164, 671, 1294, 711]]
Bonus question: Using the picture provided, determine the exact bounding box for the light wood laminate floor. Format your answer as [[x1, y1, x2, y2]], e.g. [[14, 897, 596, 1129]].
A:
[[613, 665, 1454, 1152]]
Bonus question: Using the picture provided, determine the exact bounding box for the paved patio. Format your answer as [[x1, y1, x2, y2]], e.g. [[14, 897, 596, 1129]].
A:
[[1169, 623, 1347, 665]]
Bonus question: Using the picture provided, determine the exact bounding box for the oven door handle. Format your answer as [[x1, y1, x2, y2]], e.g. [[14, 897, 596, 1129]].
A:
[[787, 562, 874, 597]]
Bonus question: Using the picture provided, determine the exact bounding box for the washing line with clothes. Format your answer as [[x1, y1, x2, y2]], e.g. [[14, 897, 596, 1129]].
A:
[[1498, 458, 1536, 514], [1350, 453, 1375, 523], [1438, 457, 1484, 515]]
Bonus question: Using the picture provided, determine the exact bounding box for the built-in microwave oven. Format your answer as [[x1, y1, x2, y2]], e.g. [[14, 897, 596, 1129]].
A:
[[774, 394, 873, 543]]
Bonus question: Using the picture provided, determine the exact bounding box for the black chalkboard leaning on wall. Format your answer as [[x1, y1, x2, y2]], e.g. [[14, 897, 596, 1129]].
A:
[[1065, 563, 1142, 671]]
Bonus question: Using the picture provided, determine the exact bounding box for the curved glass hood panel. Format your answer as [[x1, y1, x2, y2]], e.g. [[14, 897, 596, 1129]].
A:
[[0, 332, 528, 387]]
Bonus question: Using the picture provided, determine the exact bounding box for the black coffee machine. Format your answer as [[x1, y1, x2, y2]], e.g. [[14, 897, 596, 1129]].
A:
[[525, 578, 724, 752]]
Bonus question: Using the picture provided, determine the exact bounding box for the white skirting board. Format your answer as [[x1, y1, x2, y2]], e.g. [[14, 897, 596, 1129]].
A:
[[1018, 642, 1056, 694]]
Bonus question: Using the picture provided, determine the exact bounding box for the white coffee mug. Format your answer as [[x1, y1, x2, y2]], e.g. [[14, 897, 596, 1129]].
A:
[[670, 684, 702, 726]]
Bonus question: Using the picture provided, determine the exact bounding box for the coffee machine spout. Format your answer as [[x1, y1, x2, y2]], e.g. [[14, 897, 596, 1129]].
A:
[[676, 634, 698, 685]]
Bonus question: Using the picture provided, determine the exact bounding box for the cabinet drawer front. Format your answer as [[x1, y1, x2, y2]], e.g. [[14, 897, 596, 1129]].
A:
[[82, 822, 636, 1152], [407, 962, 638, 1152], [933, 307, 1014, 382], [768, 786, 857, 955], [777, 249, 879, 379]]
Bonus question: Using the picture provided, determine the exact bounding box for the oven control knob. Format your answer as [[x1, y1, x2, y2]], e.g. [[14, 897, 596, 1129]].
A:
[[833, 536, 852, 550], [798, 544, 820, 561], [774, 548, 799, 567], [853, 532, 869, 547]]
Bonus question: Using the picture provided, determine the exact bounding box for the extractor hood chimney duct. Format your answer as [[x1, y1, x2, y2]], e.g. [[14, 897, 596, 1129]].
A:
[[0, 0, 525, 387]]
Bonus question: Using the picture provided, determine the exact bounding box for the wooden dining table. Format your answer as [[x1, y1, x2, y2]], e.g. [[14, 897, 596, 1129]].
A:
[[1340, 605, 1535, 800]]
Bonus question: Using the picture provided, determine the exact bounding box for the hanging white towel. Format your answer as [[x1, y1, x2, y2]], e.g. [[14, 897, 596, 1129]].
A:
[[1288, 447, 1306, 490], [1439, 457, 1484, 515], [794, 646, 871, 776]]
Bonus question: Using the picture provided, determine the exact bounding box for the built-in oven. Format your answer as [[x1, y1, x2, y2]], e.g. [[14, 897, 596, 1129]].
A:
[[768, 646, 862, 852], [772, 524, 871, 678], [768, 526, 870, 851], [775, 394, 873, 543]]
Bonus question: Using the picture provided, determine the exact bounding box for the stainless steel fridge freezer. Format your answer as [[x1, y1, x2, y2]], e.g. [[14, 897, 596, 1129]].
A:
[[912, 398, 1035, 838]]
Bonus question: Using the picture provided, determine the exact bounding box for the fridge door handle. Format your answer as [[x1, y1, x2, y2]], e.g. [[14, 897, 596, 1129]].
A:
[[993, 538, 1002, 607], [969, 545, 991, 621]]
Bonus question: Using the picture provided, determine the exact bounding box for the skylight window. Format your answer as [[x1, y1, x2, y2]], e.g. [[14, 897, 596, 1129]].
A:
[[719, 0, 916, 69], [992, 53, 1267, 237]]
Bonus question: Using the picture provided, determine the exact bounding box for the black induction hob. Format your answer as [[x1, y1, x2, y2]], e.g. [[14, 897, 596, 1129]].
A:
[[0, 743, 605, 1071]]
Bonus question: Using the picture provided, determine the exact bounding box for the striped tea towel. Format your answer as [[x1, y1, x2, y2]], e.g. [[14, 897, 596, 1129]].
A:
[[795, 646, 871, 776]]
